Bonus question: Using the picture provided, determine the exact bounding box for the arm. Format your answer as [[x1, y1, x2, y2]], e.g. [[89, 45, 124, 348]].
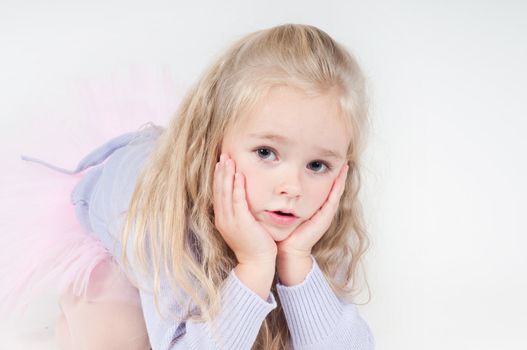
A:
[[276, 255, 375, 350], [136, 264, 276, 349], [79, 130, 277, 349]]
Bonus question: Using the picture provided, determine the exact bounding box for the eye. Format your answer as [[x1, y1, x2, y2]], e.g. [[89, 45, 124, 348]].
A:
[[307, 161, 332, 174], [253, 147, 333, 174], [255, 147, 277, 161]]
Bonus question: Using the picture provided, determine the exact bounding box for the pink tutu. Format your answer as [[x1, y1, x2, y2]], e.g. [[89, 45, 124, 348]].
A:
[[0, 66, 183, 316], [0, 162, 110, 313]]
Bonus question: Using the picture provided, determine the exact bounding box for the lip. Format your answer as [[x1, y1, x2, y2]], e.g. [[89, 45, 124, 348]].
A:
[[265, 210, 299, 226]]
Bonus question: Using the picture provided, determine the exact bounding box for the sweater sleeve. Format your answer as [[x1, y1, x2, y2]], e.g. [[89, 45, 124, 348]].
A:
[[139, 267, 277, 349], [276, 255, 375, 350], [80, 130, 277, 350]]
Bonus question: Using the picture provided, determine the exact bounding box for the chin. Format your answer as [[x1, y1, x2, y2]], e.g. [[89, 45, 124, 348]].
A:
[[267, 227, 294, 242]]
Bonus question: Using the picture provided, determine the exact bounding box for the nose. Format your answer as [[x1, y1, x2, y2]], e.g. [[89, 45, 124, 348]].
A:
[[275, 166, 302, 198]]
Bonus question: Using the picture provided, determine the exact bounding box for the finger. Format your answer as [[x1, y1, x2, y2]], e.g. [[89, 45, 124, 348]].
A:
[[336, 164, 349, 196], [328, 163, 349, 202], [212, 155, 225, 223], [222, 157, 235, 220], [330, 163, 349, 200], [313, 164, 349, 226], [232, 172, 250, 221], [213, 155, 224, 212]]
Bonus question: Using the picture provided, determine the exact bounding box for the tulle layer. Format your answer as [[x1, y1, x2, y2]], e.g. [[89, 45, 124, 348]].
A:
[[0, 66, 182, 315], [0, 161, 113, 314]]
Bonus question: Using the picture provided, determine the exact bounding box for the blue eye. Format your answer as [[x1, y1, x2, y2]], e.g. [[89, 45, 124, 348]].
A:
[[308, 161, 331, 173], [254, 147, 332, 174], [255, 148, 277, 161]]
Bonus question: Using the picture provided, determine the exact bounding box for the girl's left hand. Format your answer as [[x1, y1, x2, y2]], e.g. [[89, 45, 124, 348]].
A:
[[276, 163, 349, 259]]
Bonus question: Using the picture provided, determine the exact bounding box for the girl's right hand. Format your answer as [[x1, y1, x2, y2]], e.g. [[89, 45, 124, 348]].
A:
[[213, 154, 277, 266]]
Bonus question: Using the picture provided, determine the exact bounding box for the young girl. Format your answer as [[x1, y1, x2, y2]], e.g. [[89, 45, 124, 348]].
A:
[[1, 23, 374, 349]]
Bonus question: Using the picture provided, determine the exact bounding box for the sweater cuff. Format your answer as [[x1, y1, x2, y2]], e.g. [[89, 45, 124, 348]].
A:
[[276, 255, 344, 347], [210, 269, 277, 349]]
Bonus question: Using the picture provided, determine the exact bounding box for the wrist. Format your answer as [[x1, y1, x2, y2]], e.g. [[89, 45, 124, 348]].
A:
[[276, 254, 313, 286], [236, 253, 277, 267], [237, 259, 276, 271], [277, 249, 311, 260], [234, 261, 276, 300]]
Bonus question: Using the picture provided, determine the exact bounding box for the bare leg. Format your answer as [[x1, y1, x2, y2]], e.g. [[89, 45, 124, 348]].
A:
[[54, 259, 151, 350], [55, 311, 73, 350]]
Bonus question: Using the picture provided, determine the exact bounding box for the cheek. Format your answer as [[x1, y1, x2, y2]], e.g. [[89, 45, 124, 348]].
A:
[[232, 160, 266, 210], [244, 171, 267, 208], [306, 181, 334, 211]]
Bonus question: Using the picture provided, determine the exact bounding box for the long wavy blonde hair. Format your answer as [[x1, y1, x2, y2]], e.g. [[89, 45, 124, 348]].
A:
[[120, 23, 371, 350]]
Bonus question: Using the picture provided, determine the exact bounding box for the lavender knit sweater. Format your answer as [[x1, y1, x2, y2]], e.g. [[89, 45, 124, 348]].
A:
[[63, 126, 375, 350]]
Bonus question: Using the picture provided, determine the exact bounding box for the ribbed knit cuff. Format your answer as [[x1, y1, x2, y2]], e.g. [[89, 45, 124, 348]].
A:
[[208, 269, 277, 349], [276, 255, 344, 347]]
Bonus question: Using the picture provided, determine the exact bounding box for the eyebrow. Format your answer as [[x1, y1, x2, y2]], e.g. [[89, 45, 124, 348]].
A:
[[249, 132, 344, 160]]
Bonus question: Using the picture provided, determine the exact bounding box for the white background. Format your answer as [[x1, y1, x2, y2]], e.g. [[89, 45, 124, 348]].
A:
[[1, 0, 526, 349]]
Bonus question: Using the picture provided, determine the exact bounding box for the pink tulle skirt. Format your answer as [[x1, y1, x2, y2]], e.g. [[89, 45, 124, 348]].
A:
[[0, 66, 182, 348]]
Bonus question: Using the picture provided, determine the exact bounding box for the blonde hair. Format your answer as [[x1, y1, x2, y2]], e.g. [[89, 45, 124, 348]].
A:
[[120, 23, 371, 350]]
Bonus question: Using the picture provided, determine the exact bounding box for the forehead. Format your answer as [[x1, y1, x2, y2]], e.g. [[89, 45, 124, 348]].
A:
[[233, 85, 350, 156]]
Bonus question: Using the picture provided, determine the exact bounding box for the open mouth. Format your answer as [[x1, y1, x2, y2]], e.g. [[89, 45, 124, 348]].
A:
[[274, 211, 295, 217], [266, 210, 299, 226]]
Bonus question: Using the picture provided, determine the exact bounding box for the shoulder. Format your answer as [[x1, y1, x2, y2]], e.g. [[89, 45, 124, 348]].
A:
[[89, 128, 162, 237]]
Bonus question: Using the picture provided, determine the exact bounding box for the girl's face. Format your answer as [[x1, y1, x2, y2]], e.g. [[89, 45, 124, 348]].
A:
[[221, 85, 350, 242]]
